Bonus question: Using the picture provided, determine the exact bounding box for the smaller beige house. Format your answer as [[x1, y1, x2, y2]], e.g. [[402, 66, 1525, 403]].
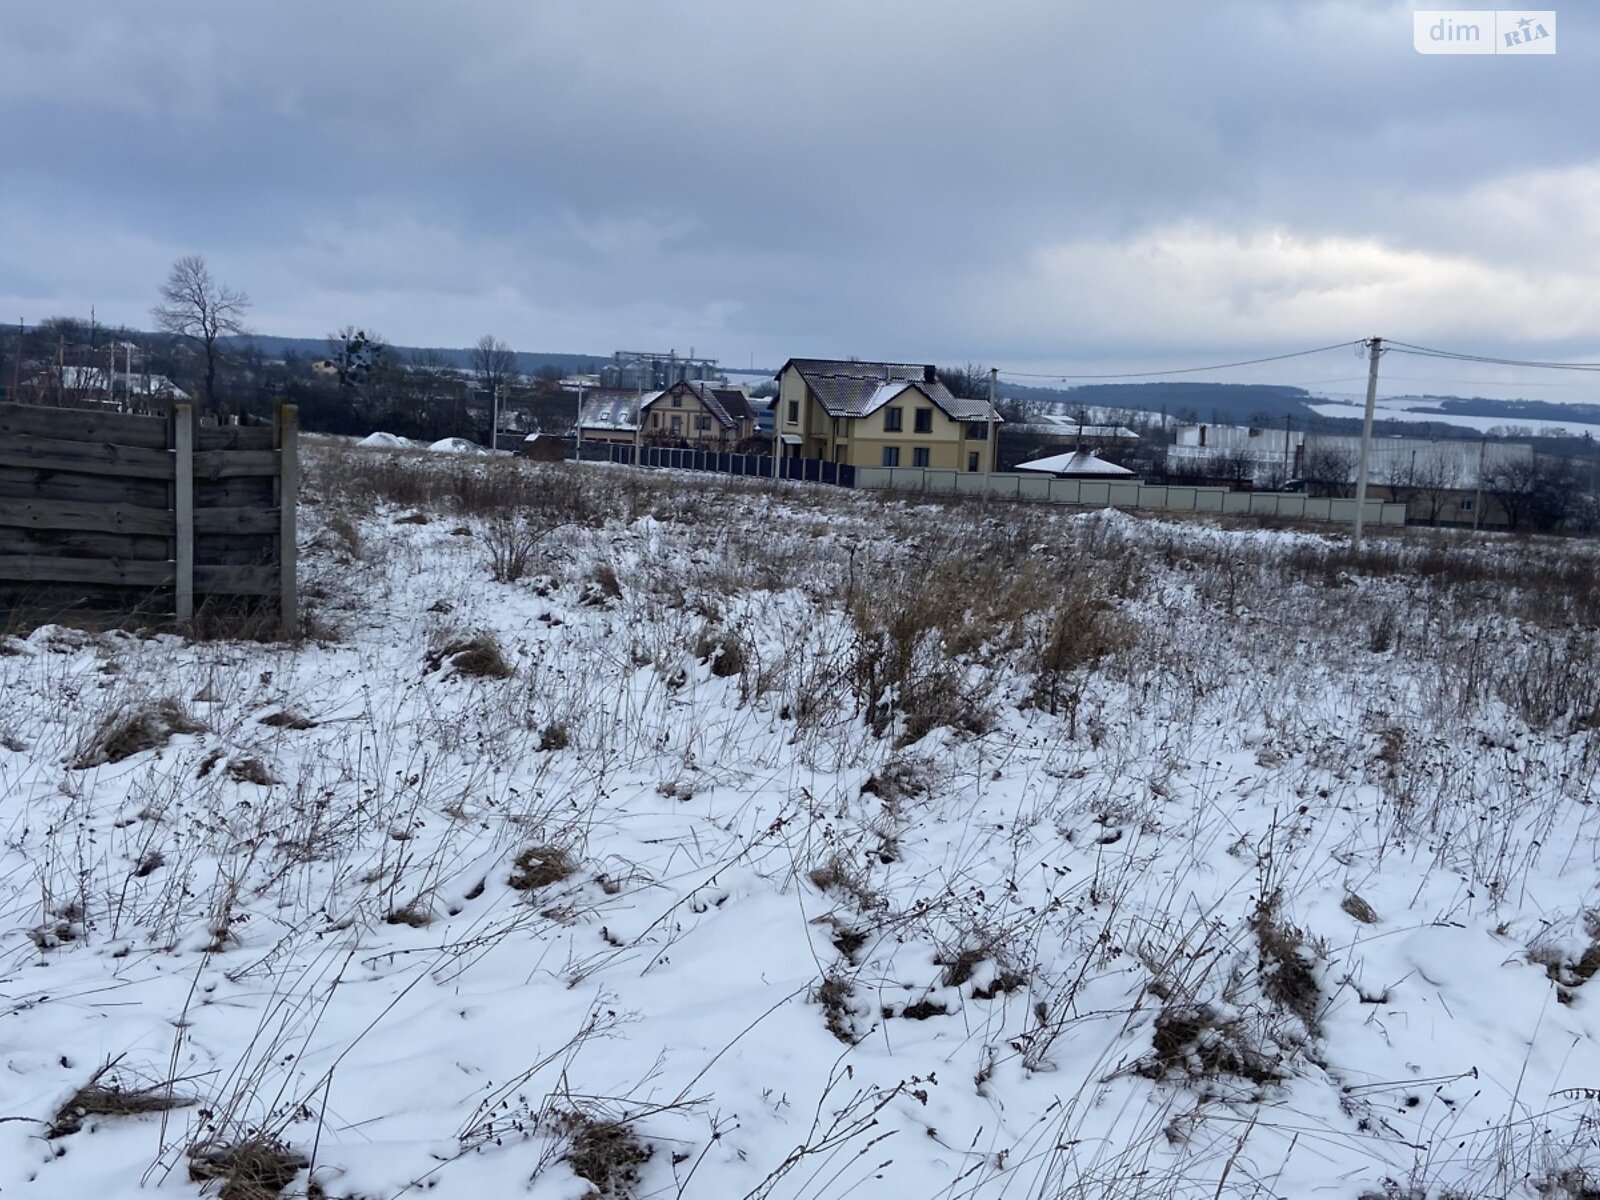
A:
[[774, 358, 1001, 472], [639, 380, 757, 446]]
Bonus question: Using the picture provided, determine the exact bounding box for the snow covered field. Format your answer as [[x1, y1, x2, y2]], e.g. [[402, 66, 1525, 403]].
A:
[[3, 443, 1600, 1200], [1310, 397, 1600, 440]]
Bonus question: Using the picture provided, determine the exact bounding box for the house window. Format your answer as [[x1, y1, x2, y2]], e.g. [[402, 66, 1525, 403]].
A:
[[914, 408, 933, 433], [964, 421, 987, 440], [1458, 498, 1475, 512], [670, 415, 682, 434], [882, 446, 900, 467], [697, 416, 711, 431], [967, 452, 980, 472], [787, 400, 799, 425], [884, 407, 903, 432], [912, 447, 930, 467], [651, 412, 660, 427], [671, 395, 682, 408]]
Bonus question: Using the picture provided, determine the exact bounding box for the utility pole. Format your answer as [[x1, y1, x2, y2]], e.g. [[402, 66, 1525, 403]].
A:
[[986, 367, 998, 483], [634, 381, 643, 466], [1472, 437, 1487, 532], [492, 384, 501, 455], [1283, 414, 1292, 488], [11, 319, 21, 402], [1352, 336, 1383, 548], [575, 382, 585, 462]]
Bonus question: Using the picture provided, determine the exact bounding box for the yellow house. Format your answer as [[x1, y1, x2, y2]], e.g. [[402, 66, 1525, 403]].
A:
[[640, 380, 757, 447], [774, 358, 1001, 472]]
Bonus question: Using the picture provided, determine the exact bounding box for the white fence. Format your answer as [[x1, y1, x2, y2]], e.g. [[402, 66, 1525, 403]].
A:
[[854, 467, 1408, 526]]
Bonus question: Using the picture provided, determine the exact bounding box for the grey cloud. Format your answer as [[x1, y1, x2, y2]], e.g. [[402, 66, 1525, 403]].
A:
[[1, 0, 1597, 392]]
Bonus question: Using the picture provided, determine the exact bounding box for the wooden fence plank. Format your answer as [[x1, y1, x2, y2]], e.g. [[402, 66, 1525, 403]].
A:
[[0, 499, 174, 537], [192, 506, 281, 536], [277, 405, 299, 634], [194, 541, 277, 567], [193, 450, 280, 480], [0, 435, 174, 479], [197, 425, 276, 451], [0, 528, 170, 561], [196, 564, 279, 596], [174, 405, 194, 623], [194, 477, 275, 507], [0, 470, 171, 508], [0, 402, 170, 450], [0, 555, 174, 587]]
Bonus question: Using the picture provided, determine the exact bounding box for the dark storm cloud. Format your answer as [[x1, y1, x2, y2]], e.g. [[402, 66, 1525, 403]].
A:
[[2, 1, 1597, 395]]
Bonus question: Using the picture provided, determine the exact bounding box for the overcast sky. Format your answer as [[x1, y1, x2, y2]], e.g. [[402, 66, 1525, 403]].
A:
[[2, 2, 1597, 400]]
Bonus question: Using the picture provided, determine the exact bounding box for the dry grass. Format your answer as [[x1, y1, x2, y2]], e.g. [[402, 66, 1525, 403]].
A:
[[427, 632, 514, 679], [509, 845, 577, 892], [555, 1110, 653, 1200], [72, 698, 205, 768], [188, 1138, 309, 1200], [49, 1062, 194, 1138]]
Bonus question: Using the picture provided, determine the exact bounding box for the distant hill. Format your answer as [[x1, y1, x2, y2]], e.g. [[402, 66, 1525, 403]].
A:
[[1001, 380, 1600, 443], [224, 335, 605, 378]]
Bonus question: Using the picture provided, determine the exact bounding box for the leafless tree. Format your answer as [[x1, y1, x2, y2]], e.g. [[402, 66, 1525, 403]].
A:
[[1489, 456, 1581, 532], [1212, 449, 1256, 489], [150, 255, 250, 413], [1413, 449, 1463, 526], [472, 335, 519, 406], [1301, 445, 1359, 498]]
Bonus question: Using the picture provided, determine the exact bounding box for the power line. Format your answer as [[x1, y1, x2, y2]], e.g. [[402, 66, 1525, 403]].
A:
[[996, 341, 1366, 381], [1385, 341, 1600, 372]]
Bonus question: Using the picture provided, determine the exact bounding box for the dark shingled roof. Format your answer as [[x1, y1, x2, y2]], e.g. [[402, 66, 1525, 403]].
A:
[[779, 358, 1001, 422]]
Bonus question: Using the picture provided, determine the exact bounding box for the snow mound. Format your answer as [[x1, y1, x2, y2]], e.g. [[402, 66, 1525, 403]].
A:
[[357, 432, 412, 449], [427, 437, 487, 455]]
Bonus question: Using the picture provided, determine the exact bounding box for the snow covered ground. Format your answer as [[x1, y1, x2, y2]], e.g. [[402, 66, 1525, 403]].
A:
[[1311, 396, 1600, 440], [3, 443, 1600, 1200]]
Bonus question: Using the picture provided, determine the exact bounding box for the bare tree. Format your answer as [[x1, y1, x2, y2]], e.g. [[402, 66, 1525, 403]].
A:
[[1301, 445, 1358, 498], [1489, 456, 1581, 532], [1413, 449, 1463, 526], [150, 255, 250, 413], [472, 335, 519, 406]]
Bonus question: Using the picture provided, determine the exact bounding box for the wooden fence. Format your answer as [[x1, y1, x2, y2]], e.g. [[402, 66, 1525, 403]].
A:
[[0, 401, 298, 631]]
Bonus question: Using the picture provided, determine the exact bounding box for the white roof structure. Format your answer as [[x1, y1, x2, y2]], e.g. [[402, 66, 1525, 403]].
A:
[[579, 390, 660, 432], [1014, 450, 1137, 478]]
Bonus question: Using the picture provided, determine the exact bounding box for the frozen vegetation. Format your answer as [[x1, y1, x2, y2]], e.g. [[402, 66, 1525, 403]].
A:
[[2, 442, 1600, 1199]]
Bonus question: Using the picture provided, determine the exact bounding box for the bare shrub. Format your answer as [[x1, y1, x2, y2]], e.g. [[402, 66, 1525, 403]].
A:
[[328, 511, 363, 559], [537, 722, 571, 751], [1497, 634, 1600, 733], [1366, 606, 1400, 653], [73, 698, 206, 768], [481, 515, 561, 584], [1031, 586, 1136, 722]]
